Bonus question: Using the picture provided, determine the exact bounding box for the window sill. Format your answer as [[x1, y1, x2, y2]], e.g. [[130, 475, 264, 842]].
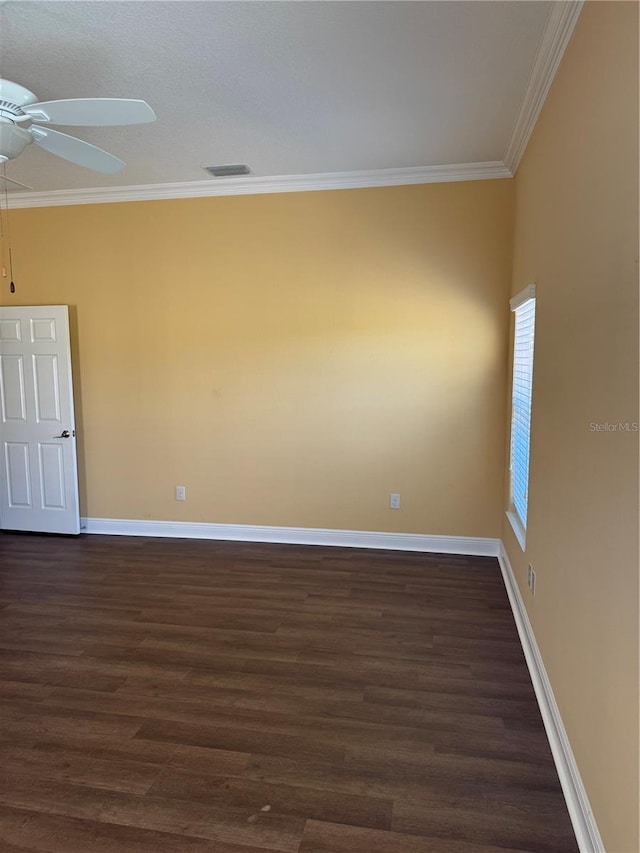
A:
[[506, 510, 527, 551]]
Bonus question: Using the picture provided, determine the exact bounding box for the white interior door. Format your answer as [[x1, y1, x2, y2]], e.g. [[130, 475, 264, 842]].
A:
[[0, 305, 80, 534]]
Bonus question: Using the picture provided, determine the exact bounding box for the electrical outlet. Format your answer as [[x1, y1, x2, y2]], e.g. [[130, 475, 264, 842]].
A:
[[175, 485, 186, 501], [390, 493, 401, 509]]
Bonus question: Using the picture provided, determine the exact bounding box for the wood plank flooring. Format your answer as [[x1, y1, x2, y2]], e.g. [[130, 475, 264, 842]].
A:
[[0, 533, 578, 853]]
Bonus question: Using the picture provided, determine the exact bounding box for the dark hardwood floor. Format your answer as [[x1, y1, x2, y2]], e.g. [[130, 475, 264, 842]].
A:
[[0, 533, 578, 853]]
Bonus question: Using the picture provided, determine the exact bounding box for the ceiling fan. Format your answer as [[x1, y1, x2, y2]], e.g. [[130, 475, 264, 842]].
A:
[[0, 79, 156, 174]]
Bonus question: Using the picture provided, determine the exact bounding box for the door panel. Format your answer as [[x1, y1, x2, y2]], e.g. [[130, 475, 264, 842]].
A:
[[33, 354, 61, 422], [0, 319, 21, 342], [31, 317, 57, 343], [38, 443, 66, 510], [0, 306, 80, 534], [0, 355, 27, 421], [5, 442, 31, 507]]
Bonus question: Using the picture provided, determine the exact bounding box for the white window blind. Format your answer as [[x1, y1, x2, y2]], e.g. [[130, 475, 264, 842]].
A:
[[509, 290, 536, 531]]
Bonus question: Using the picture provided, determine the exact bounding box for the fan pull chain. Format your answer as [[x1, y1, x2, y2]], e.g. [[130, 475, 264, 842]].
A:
[[0, 174, 6, 280], [1, 163, 15, 292], [8, 248, 14, 292]]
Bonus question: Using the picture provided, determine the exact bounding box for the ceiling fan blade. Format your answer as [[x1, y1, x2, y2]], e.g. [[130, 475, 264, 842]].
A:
[[30, 127, 125, 174], [24, 98, 156, 126]]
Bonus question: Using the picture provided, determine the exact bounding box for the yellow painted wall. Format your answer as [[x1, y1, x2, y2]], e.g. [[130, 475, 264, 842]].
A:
[[2, 180, 514, 536], [503, 2, 639, 850]]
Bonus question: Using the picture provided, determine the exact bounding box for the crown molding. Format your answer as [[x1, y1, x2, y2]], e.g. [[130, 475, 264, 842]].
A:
[[5, 161, 511, 209], [504, 1, 584, 175]]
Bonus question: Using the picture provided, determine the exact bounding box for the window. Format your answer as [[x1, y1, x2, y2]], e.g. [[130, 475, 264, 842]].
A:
[[507, 284, 536, 549]]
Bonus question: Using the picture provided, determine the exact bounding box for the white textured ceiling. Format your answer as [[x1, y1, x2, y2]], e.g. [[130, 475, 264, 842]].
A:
[[0, 1, 552, 192]]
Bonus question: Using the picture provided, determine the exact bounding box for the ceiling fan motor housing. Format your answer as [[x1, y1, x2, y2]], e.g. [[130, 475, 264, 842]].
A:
[[0, 123, 32, 161], [0, 79, 38, 108], [0, 81, 37, 161]]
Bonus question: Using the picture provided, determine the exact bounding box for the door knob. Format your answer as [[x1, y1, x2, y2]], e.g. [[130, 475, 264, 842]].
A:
[[54, 430, 71, 438]]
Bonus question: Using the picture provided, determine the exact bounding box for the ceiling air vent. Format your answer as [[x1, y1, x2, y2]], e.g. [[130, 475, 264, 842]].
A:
[[203, 164, 251, 178]]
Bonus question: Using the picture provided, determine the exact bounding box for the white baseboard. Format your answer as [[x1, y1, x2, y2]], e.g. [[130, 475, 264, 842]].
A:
[[81, 517, 500, 556], [497, 542, 604, 853]]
